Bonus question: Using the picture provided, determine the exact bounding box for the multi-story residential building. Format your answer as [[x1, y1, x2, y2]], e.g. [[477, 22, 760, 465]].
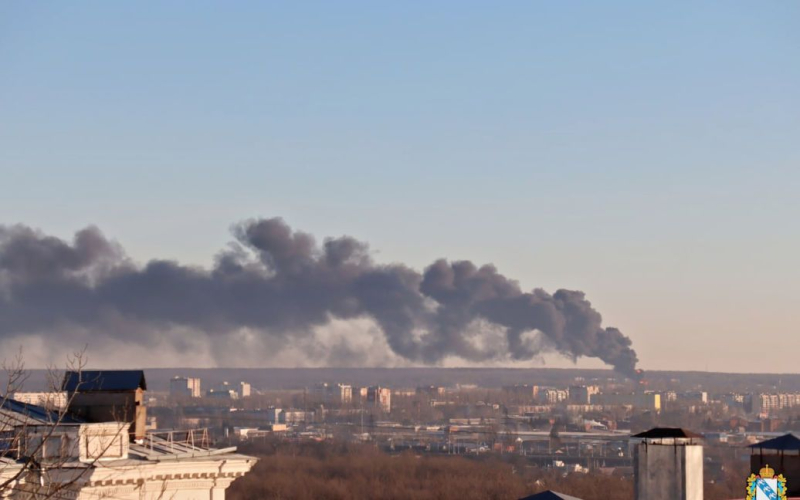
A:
[[207, 381, 239, 400], [680, 391, 708, 404], [169, 376, 202, 398], [721, 393, 746, 410], [265, 407, 282, 423], [538, 388, 569, 405], [751, 392, 800, 414], [568, 385, 599, 404], [312, 383, 353, 404], [502, 384, 539, 400], [367, 386, 392, 413]]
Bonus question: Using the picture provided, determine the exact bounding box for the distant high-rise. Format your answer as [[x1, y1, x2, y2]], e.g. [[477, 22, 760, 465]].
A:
[[366, 386, 391, 413], [170, 376, 202, 398], [416, 385, 446, 397], [207, 381, 240, 399], [312, 382, 353, 404], [568, 385, 599, 405]]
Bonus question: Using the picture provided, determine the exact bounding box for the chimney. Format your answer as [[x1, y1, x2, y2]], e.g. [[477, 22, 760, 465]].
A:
[[632, 427, 703, 500], [62, 370, 148, 442]]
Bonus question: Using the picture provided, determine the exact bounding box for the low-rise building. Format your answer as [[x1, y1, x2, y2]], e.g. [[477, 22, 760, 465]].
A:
[[282, 409, 314, 425], [1, 370, 255, 500], [591, 391, 661, 411]]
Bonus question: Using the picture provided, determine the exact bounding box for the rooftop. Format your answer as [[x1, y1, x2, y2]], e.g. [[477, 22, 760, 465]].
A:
[[749, 433, 800, 452], [519, 491, 584, 500], [62, 370, 147, 392], [1, 397, 83, 431], [632, 427, 703, 439]]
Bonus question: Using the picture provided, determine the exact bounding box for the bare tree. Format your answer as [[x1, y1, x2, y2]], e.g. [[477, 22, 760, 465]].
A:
[[0, 348, 133, 500]]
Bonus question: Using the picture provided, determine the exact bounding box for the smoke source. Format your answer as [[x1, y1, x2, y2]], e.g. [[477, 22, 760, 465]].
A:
[[0, 218, 638, 376]]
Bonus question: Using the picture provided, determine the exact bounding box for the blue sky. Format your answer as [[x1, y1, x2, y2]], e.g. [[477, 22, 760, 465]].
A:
[[1, 2, 799, 371]]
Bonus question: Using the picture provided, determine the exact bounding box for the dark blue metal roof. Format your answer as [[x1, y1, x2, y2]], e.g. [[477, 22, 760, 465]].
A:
[[1, 397, 84, 424], [519, 491, 584, 500], [61, 370, 147, 392], [749, 433, 800, 451]]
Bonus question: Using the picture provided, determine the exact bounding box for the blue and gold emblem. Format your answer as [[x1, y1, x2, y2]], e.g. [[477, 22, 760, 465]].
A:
[[747, 464, 787, 500]]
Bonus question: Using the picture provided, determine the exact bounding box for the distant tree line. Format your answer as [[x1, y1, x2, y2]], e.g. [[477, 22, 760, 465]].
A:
[[227, 438, 633, 500]]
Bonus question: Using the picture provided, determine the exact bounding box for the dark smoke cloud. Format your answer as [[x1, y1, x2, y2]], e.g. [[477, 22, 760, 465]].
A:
[[0, 218, 638, 376]]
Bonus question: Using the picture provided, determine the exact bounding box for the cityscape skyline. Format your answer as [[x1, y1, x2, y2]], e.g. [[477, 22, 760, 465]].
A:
[[3, 3, 800, 500], [1, 2, 799, 372]]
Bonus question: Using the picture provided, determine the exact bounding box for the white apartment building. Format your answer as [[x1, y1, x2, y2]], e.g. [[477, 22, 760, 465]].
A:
[[366, 386, 391, 413], [169, 376, 202, 398], [312, 383, 353, 404]]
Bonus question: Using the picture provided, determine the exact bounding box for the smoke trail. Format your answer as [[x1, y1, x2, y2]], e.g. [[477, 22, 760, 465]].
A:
[[0, 218, 638, 375]]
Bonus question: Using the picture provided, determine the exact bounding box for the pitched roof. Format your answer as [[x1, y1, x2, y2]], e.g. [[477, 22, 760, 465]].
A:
[[62, 370, 147, 392], [749, 433, 800, 451], [0, 397, 84, 431], [519, 491, 584, 500], [632, 427, 702, 439]]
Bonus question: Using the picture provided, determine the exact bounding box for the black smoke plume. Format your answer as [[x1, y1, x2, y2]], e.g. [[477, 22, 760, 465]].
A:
[[0, 218, 638, 376]]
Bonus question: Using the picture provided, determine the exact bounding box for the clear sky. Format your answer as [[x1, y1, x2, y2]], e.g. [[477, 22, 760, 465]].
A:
[[1, 2, 798, 371]]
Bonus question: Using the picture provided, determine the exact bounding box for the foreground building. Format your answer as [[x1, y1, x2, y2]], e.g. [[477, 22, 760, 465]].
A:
[[632, 427, 703, 500], [1, 370, 255, 500], [749, 433, 800, 498], [519, 492, 583, 500]]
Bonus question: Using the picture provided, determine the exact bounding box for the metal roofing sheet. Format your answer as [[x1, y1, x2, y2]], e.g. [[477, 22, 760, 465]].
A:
[[749, 433, 800, 451], [0, 397, 84, 427], [61, 370, 147, 392], [519, 491, 584, 500]]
